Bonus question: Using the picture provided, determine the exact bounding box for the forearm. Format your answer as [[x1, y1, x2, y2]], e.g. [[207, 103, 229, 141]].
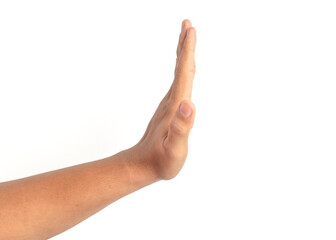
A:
[[0, 145, 158, 240]]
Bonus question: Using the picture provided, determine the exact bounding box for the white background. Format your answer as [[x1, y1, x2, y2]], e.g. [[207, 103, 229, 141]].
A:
[[1, 1, 336, 239]]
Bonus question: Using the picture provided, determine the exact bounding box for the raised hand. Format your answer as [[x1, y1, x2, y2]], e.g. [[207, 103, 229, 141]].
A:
[[0, 19, 197, 240], [133, 19, 197, 180]]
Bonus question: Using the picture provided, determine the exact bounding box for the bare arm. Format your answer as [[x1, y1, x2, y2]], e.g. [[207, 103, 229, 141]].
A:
[[0, 19, 196, 240]]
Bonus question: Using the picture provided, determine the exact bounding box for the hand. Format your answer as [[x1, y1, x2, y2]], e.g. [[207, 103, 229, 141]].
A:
[[0, 19, 196, 240], [131, 19, 197, 180]]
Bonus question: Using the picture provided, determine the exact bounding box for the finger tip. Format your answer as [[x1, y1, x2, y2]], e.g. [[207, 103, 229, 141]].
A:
[[188, 27, 196, 36], [182, 19, 192, 29], [180, 99, 196, 114], [189, 100, 196, 114], [186, 27, 197, 46]]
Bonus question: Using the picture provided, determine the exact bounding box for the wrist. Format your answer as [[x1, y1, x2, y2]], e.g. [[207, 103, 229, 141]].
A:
[[123, 144, 161, 192]]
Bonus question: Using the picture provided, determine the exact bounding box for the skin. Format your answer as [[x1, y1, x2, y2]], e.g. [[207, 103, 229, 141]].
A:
[[0, 19, 196, 240]]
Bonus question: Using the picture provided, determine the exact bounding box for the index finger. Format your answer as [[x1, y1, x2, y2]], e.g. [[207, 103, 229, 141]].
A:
[[171, 26, 197, 102]]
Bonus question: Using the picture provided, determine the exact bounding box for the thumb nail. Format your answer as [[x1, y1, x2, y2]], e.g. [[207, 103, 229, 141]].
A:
[[179, 101, 192, 118]]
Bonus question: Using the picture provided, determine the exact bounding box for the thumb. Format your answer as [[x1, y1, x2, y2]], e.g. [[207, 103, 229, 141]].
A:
[[164, 100, 196, 151]]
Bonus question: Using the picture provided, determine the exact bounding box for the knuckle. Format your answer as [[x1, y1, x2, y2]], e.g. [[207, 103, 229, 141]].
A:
[[171, 120, 188, 135], [188, 64, 196, 74], [175, 62, 195, 78]]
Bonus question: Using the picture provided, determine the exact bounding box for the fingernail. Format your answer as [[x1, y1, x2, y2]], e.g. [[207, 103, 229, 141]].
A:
[[180, 101, 192, 118]]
